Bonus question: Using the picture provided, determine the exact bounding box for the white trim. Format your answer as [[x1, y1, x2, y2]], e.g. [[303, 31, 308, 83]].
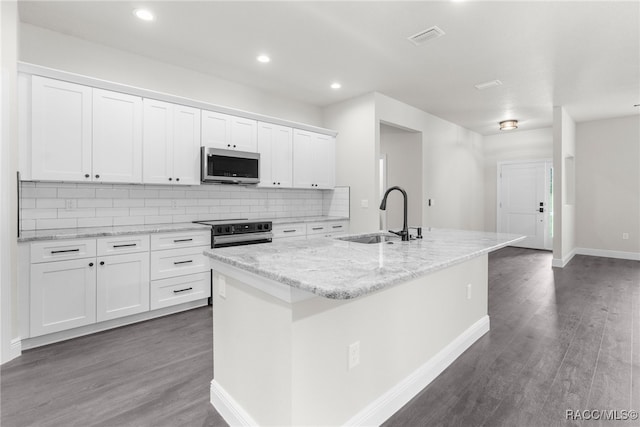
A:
[[552, 248, 576, 268], [575, 247, 640, 261], [210, 315, 490, 427], [4, 338, 22, 364], [21, 299, 207, 350], [210, 380, 259, 427], [344, 315, 490, 426], [17, 62, 337, 137]]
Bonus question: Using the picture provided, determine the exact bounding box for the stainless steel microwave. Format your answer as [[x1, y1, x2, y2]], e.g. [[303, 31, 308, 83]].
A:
[[201, 147, 260, 184]]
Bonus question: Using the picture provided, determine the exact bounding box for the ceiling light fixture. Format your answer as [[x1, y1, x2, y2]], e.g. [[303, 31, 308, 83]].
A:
[[133, 9, 154, 21], [330, 82, 342, 90], [256, 55, 271, 63], [499, 120, 518, 131], [475, 80, 503, 90]]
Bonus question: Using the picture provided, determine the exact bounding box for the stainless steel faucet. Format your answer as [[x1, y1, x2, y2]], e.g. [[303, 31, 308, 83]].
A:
[[379, 186, 410, 241]]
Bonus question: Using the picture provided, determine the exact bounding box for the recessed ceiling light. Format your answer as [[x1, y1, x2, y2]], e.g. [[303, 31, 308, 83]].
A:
[[475, 80, 503, 90], [499, 120, 518, 131], [133, 9, 154, 21], [256, 55, 271, 63], [330, 82, 342, 90]]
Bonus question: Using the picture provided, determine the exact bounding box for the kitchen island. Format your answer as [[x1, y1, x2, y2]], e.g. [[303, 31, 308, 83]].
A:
[[204, 228, 524, 426]]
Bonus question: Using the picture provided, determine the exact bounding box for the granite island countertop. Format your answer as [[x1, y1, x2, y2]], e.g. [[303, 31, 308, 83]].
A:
[[204, 228, 525, 300]]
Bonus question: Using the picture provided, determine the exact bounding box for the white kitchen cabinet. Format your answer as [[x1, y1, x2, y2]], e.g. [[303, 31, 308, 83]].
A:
[[96, 252, 150, 322], [201, 110, 257, 152], [30, 258, 97, 337], [143, 99, 201, 185], [257, 122, 293, 188], [92, 88, 143, 183], [31, 76, 93, 182], [293, 130, 336, 189]]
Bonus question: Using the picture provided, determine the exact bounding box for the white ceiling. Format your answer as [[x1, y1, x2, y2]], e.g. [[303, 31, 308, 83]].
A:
[[18, 1, 640, 135]]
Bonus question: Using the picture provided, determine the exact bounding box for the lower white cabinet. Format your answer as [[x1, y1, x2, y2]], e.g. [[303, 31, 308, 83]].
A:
[[30, 258, 97, 337], [150, 272, 210, 310], [96, 252, 150, 322]]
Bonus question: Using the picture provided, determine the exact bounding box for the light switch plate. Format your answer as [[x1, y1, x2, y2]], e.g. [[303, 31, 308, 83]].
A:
[[361, 199, 369, 208]]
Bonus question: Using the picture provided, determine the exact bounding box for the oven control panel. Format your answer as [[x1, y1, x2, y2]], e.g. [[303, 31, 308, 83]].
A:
[[212, 221, 272, 236]]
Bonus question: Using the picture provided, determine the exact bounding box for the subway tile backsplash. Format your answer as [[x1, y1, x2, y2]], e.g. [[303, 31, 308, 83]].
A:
[[19, 182, 350, 231]]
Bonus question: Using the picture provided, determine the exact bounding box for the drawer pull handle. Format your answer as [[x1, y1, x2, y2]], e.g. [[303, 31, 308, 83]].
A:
[[51, 249, 80, 254], [332, 225, 343, 229], [312, 227, 323, 230], [173, 287, 193, 294], [113, 243, 137, 248], [283, 230, 297, 233], [174, 260, 193, 265], [173, 238, 193, 243]]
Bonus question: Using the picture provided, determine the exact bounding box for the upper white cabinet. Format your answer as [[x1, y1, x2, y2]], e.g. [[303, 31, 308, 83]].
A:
[[293, 130, 336, 189], [30, 76, 143, 183], [31, 76, 92, 181], [143, 99, 201, 185], [201, 110, 257, 152], [92, 89, 143, 183], [257, 122, 293, 188]]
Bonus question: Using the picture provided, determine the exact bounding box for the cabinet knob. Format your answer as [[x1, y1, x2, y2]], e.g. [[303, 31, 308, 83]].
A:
[[227, 144, 231, 147], [273, 182, 276, 185], [168, 177, 172, 181], [176, 178, 180, 182], [84, 174, 90, 178], [89, 262, 94, 267], [95, 174, 100, 179], [100, 261, 105, 266], [233, 145, 236, 148], [277, 182, 280, 185]]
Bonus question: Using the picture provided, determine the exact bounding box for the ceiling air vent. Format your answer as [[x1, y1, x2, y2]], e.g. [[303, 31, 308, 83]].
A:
[[408, 26, 445, 46]]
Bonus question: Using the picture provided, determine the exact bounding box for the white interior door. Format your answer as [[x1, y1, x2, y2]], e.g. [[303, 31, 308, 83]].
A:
[[498, 161, 552, 250]]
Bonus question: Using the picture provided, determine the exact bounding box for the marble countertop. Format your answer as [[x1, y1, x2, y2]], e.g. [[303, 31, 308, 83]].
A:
[[204, 228, 525, 300], [18, 222, 211, 242], [270, 216, 348, 225]]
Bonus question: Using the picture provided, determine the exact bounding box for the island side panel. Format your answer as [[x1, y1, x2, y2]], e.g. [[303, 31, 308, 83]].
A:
[[290, 254, 489, 426], [212, 272, 293, 426]]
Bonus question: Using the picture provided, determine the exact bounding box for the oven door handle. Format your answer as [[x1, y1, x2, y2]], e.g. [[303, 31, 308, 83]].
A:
[[213, 232, 273, 246]]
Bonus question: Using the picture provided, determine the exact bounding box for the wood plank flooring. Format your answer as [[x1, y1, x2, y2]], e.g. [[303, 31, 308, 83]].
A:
[[2, 247, 638, 426]]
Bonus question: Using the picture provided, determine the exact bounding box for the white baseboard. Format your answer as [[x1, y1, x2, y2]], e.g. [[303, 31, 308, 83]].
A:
[[552, 248, 576, 268], [575, 247, 640, 261], [2, 337, 22, 364], [209, 315, 490, 427], [344, 315, 490, 426], [210, 380, 258, 427]]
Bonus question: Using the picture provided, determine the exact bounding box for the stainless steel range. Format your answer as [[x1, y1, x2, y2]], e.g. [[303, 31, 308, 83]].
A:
[[193, 218, 273, 248]]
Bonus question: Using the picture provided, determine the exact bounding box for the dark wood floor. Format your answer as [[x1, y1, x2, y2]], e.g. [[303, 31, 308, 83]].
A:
[[2, 247, 638, 426]]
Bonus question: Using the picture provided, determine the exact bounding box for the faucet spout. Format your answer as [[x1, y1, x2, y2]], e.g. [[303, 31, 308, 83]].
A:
[[379, 186, 409, 241]]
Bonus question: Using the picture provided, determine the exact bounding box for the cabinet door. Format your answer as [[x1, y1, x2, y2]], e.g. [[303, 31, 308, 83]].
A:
[[272, 125, 294, 187], [30, 258, 97, 337], [143, 99, 173, 184], [201, 110, 231, 149], [312, 134, 336, 189], [96, 252, 150, 322], [93, 89, 143, 183], [292, 129, 314, 188], [31, 76, 92, 182], [172, 105, 201, 185], [230, 117, 258, 152]]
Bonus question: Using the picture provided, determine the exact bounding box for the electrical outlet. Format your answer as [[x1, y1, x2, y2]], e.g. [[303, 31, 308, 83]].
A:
[[218, 275, 226, 299], [348, 341, 360, 370], [622, 233, 629, 240], [466, 283, 472, 300], [360, 199, 369, 208], [171, 199, 178, 209], [64, 199, 76, 210]]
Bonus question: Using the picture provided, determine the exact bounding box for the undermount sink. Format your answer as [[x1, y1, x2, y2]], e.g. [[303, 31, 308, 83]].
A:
[[337, 233, 400, 244]]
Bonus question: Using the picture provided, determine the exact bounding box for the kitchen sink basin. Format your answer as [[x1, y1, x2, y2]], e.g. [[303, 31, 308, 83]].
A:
[[337, 233, 400, 244]]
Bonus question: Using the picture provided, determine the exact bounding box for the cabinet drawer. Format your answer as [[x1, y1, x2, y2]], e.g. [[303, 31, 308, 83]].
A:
[[150, 231, 211, 250], [97, 235, 149, 256], [31, 239, 96, 263], [306, 222, 329, 235], [150, 245, 210, 280], [150, 272, 211, 310], [272, 223, 306, 239], [307, 220, 349, 238]]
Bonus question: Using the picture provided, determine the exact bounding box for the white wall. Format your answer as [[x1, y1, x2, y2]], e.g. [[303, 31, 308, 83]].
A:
[[483, 128, 553, 231], [380, 124, 422, 230], [575, 115, 640, 256], [19, 24, 323, 127], [553, 106, 576, 267], [1, 0, 20, 363]]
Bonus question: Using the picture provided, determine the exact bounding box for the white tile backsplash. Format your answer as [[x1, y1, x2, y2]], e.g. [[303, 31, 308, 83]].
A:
[[20, 182, 350, 231]]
